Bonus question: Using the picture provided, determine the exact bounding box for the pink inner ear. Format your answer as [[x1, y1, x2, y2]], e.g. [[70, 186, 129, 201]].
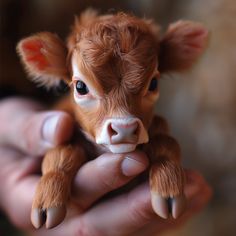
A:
[[22, 40, 49, 71], [184, 27, 208, 50]]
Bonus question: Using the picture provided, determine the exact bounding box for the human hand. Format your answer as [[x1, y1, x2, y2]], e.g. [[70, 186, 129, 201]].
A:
[[0, 97, 73, 156], [0, 97, 74, 228], [25, 170, 210, 236], [0, 97, 212, 236]]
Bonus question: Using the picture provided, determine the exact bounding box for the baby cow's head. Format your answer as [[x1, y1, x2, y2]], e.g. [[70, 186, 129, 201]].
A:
[[17, 11, 208, 153]]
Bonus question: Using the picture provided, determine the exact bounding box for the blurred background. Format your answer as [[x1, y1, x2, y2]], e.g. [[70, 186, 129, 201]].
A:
[[0, 0, 235, 235]]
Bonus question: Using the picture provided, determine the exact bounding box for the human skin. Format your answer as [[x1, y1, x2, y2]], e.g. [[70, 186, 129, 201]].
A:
[[0, 98, 212, 236]]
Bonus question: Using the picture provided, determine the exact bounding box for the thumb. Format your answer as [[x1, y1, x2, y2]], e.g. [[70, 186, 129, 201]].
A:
[[17, 111, 73, 155], [0, 98, 74, 156]]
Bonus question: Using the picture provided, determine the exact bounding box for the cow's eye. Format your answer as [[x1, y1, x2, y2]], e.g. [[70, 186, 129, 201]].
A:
[[76, 80, 89, 95], [148, 78, 158, 92]]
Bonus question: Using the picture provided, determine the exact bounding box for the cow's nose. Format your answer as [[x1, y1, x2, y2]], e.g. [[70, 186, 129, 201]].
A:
[[109, 121, 139, 144]]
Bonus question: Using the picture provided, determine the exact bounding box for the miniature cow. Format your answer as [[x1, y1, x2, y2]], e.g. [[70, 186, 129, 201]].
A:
[[17, 10, 208, 229]]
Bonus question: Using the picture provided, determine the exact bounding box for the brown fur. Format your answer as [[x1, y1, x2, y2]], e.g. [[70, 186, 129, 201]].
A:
[[148, 115, 170, 137], [16, 10, 208, 227], [33, 145, 86, 210], [146, 115, 185, 197], [150, 160, 185, 197], [70, 12, 158, 93], [68, 11, 160, 138]]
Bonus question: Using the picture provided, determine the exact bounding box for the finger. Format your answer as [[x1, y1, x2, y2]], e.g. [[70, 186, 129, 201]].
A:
[[72, 170, 211, 236], [184, 169, 212, 201], [184, 170, 212, 213], [0, 157, 40, 229], [72, 151, 149, 210], [14, 111, 73, 156], [27, 170, 212, 236], [0, 98, 74, 156], [0, 147, 42, 182], [5, 176, 39, 230], [69, 182, 154, 236]]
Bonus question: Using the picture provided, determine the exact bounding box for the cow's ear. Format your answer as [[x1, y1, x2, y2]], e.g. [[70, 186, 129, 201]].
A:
[[158, 21, 209, 73], [17, 32, 69, 88]]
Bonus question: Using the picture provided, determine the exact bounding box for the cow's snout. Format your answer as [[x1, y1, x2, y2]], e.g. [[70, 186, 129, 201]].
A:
[[109, 121, 139, 144], [96, 117, 149, 153]]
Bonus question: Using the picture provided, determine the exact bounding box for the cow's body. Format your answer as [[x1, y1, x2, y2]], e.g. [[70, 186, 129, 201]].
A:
[[17, 10, 208, 229]]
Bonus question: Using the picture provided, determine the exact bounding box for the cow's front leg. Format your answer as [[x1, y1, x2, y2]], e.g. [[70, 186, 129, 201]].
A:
[[148, 134, 186, 219], [145, 115, 186, 219], [31, 145, 85, 229]]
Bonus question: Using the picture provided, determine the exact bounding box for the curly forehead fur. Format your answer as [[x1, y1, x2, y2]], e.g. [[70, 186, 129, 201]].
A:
[[67, 10, 159, 94]]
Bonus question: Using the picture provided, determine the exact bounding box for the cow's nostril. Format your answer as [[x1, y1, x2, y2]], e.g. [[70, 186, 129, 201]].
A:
[[108, 123, 118, 137], [133, 123, 139, 136]]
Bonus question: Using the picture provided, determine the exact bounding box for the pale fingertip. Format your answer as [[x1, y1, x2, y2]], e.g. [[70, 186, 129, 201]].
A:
[[42, 112, 74, 146], [121, 151, 149, 176], [42, 114, 61, 145], [121, 156, 147, 177], [53, 113, 74, 145]]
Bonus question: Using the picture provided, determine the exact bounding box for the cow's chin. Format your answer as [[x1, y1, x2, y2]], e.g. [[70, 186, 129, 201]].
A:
[[105, 143, 137, 154]]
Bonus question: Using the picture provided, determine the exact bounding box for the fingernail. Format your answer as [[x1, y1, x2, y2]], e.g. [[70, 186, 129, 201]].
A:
[[42, 114, 61, 145], [121, 156, 146, 177]]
